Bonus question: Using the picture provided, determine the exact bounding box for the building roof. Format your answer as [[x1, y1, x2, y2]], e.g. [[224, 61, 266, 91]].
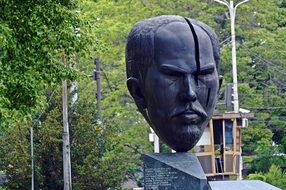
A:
[[209, 180, 281, 190], [212, 112, 254, 119]]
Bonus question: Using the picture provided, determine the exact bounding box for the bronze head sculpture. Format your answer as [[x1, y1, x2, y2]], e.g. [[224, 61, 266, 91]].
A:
[[126, 15, 220, 152]]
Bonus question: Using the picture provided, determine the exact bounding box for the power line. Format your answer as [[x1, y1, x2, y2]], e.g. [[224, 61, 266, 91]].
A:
[[240, 44, 286, 75], [248, 107, 286, 110], [100, 68, 114, 92], [249, 120, 286, 123], [31, 90, 55, 127], [30, 89, 55, 190], [242, 81, 286, 90], [220, 36, 231, 45]]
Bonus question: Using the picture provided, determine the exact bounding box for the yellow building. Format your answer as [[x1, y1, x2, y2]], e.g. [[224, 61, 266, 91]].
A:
[[195, 112, 253, 179]]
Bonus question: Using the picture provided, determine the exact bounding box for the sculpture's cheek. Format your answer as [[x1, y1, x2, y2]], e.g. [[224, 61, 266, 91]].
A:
[[197, 76, 219, 111], [145, 68, 180, 110]]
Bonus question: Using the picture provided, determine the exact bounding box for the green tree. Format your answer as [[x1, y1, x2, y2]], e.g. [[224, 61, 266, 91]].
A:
[[0, 0, 87, 128], [0, 125, 31, 189], [242, 122, 272, 155]]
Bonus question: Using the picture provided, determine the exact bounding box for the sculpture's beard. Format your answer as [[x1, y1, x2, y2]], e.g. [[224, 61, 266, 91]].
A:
[[170, 120, 208, 152], [168, 102, 209, 151]]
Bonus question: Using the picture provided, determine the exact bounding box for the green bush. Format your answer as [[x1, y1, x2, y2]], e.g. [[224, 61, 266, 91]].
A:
[[247, 173, 266, 181], [247, 164, 286, 189]]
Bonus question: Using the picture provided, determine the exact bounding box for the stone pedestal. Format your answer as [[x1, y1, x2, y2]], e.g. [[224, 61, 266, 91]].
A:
[[142, 153, 210, 190]]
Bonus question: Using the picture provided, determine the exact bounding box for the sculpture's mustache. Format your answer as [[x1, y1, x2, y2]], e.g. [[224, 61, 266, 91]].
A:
[[170, 101, 208, 119]]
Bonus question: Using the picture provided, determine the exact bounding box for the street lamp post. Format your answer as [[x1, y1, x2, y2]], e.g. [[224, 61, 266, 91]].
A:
[[214, 0, 249, 113], [214, 0, 250, 180]]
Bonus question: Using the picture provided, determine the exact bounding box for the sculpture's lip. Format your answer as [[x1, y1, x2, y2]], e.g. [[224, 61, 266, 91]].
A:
[[174, 110, 202, 124]]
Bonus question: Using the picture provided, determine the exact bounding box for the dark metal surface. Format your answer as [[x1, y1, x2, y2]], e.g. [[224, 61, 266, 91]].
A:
[[126, 15, 220, 152]]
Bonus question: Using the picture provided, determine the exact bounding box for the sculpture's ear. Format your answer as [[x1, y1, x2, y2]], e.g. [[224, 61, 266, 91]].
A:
[[127, 77, 147, 110], [218, 75, 223, 92]]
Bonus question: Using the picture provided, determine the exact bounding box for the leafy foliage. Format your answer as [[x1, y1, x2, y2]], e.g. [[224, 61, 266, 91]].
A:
[[242, 122, 272, 155], [0, 125, 31, 189], [0, 0, 86, 128], [247, 164, 286, 189]]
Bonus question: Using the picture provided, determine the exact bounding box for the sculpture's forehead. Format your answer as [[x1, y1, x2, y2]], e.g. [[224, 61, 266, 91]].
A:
[[154, 21, 213, 57], [154, 21, 214, 71], [154, 22, 195, 57]]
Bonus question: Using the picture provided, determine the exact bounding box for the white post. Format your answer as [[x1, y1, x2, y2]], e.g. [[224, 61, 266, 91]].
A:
[[229, 0, 239, 113], [239, 147, 243, 180], [30, 126, 34, 190], [149, 128, 160, 153], [154, 134, 160, 153]]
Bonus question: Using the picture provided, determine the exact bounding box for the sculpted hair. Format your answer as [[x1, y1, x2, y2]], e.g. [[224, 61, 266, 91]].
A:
[[186, 17, 221, 67], [126, 15, 220, 83]]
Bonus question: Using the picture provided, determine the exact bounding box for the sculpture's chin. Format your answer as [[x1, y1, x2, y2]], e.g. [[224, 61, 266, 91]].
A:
[[171, 145, 194, 153], [166, 135, 200, 152], [154, 123, 206, 152]]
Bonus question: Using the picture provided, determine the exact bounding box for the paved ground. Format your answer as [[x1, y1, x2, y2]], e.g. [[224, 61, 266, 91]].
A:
[[209, 180, 281, 190]]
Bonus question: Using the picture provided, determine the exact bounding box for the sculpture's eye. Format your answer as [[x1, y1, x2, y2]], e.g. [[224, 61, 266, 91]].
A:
[[160, 66, 182, 78], [163, 70, 181, 77], [198, 67, 214, 76], [197, 65, 215, 79]]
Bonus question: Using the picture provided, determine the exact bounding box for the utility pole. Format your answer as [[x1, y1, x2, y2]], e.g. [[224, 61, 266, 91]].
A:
[[214, 0, 250, 180], [62, 60, 72, 190], [93, 58, 105, 154], [214, 0, 249, 113], [94, 59, 102, 122]]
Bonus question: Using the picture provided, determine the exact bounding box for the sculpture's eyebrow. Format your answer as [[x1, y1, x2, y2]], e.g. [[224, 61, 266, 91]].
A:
[[160, 64, 188, 74], [199, 64, 215, 74]]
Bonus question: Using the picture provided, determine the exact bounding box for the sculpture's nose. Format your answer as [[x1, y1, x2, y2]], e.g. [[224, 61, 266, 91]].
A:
[[179, 75, 197, 102]]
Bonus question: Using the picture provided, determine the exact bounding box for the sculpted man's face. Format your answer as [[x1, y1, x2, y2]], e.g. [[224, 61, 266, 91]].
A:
[[142, 22, 219, 152]]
